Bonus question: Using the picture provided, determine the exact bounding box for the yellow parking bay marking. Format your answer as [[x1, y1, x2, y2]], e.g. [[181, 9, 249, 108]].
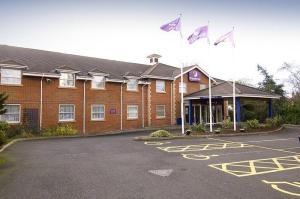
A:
[[144, 141, 171, 146], [157, 142, 253, 153], [209, 155, 300, 177], [182, 154, 219, 161], [262, 180, 300, 197]]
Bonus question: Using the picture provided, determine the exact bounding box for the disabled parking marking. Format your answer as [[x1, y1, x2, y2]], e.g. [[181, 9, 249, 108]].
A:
[[182, 153, 219, 161], [157, 142, 254, 153], [262, 180, 300, 197], [144, 141, 171, 146], [209, 155, 300, 177]]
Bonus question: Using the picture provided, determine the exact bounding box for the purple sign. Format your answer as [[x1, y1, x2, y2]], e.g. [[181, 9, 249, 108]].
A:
[[110, 108, 117, 115], [188, 70, 201, 82]]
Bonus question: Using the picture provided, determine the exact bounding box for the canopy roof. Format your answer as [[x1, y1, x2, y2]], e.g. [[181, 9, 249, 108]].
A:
[[184, 82, 281, 99]]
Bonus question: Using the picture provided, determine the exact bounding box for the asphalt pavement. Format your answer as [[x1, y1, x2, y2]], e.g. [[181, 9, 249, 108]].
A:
[[0, 127, 299, 199]]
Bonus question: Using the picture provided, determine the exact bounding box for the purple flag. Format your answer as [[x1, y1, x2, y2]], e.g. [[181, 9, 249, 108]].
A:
[[160, 17, 181, 32], [214, 30, 235, 47], [187, 25, 209, 44]]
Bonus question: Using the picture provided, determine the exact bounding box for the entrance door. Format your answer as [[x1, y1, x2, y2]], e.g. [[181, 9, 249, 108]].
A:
[[201, 104, 223, 124]]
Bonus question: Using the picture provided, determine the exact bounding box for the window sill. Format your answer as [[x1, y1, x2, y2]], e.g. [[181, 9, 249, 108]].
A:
[[127, 118, 138, 120], [156, 117, 166, 120], [91, 88, 106, 90], [126, 89, 139, 92], [58, 120, 76, 123], [91, 119, 106, 122], [0, 84, 23, 87], [156, 91, 166, 94], [58, 86, 77, 89]]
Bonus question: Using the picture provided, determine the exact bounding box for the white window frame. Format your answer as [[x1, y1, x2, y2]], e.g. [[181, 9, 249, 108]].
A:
[[0, 104, 21, 123], [0, 68, 22, 85], [127, 105, 138, 119], [179, 82, 187, 93], [59, 104, 75, 122], [91, 76, 105, 89], [156, 105, 166, 119], [156, 80, 166, 93], [127, 79, 138, 91], [59, 72, 75, 88], [91, 104, 105, 121]]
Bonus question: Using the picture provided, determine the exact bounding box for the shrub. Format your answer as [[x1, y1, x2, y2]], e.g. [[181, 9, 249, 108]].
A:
[[150, 130, 172, 137], [0, 131, 7, 146], [42, 124, 78, 136], [222, 119, 233, 129], [0, 121, 9, 132], [192, 123, 206, 133], [246, 119, 260, 129], [6, 125, 27, 138], [265, 116, 283, 128]]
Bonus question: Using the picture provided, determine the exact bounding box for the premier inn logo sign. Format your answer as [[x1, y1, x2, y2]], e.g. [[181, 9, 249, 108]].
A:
[[188, 69, 201, 82]]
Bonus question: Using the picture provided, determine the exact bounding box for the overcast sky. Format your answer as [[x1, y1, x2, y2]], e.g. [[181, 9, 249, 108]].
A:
[[0, 0, 299, 92]]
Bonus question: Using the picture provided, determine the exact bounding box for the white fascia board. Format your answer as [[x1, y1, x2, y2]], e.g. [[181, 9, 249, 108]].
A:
[[76, 76, 93, 80], [106, 78, 125, 83], [23, 72, 60, 78], [141, 75, 174, 80], [0, 64, 28, 69], [174, 65, 217, 83], [184, 94, 280, 100]]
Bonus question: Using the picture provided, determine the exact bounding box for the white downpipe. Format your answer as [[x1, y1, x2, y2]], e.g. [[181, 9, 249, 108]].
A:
[[120, 82, 123, 131], [40, 73, 44, 131], [142, 85, 146, 128], [83, 80, 86, 135]]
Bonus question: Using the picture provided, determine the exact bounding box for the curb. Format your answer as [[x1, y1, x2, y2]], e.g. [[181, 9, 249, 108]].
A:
[[283, 124, 300, 128], [134, 126, 284, 141], [0, 126, 182, 153]]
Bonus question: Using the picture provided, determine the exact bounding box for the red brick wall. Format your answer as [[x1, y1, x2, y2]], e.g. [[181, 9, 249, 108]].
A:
[[150, 79, 172, 127]]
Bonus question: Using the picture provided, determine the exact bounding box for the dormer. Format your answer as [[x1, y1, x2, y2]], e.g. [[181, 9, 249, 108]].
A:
[[146, 54, 161, 65], [0, 60, 28, 85], [55, 65, 80, 88], [88, 68, 109, 89]]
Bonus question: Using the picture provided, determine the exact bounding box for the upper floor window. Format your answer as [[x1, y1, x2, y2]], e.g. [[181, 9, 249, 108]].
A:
[[179, 82, 187, 93], [0, 104, 21, 123], [92, 76, 105, 89], [156, 80, 165, 93], [59, 73, 75, 87], [127, 79, 138, 91], [0, 68, 21, 85]]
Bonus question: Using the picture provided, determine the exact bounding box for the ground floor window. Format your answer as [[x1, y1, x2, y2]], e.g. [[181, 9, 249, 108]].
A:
[[59, 104, 75, 121], [127, 105, 138, 119], [0, 104, 20, 123], [156, 105, 166, 118], [91, 104, 105, 121]]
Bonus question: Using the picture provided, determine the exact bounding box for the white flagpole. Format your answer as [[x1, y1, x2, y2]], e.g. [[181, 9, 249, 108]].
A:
[[232, 27, 236, 131], [207, 21, 213, 133], [179, 14, 185, 135]]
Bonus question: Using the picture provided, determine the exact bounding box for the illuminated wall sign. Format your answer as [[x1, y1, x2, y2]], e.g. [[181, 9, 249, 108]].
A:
[[188, 70, 201, 82]]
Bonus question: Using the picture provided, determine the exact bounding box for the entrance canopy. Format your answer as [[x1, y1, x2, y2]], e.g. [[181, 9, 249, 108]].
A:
[[184, 82, 281, 100]]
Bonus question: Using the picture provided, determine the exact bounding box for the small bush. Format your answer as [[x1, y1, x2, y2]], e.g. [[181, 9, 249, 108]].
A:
[[150, 130, 172, 137], [42, 124, 78, 136], [222, 119, 233, 129], [0, 121, 9, 132], [0, 131, 7, 146], [265, 116, 283, 128], [6, 125, 27, 138], [192, 123, 206, 133], [246, 119, 260, 129]]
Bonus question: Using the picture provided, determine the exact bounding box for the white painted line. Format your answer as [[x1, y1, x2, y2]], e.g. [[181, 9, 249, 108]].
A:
[[241, 138, 297, 143]]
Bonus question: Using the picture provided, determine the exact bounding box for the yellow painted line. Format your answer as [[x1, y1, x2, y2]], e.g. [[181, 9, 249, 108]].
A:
[[209, 137, 300, 155], [209, 155, 300, 177], [144, 141, 171, 146], [157, 142, 254, 153], [262, 180, 300, 197], [181, 154, 219, 161]]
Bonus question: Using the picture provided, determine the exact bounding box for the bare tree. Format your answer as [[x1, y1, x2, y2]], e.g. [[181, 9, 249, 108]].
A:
[[279, 63, 300, 95]]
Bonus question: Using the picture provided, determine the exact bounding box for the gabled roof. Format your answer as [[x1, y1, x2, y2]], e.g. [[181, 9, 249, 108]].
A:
[[173, 65, 217, 83], [184, 82, 281, 99]]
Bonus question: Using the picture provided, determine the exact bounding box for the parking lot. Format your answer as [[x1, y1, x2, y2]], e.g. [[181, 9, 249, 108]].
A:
[[0, 127, 299, 199]]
